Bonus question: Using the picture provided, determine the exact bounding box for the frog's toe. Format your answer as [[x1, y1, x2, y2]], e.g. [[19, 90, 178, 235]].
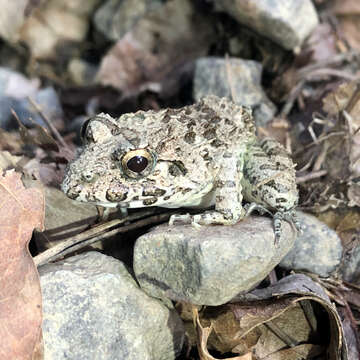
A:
[[244, 202, 272, 217], [273, 209, 300, 244], [169, 213, 192, 226]]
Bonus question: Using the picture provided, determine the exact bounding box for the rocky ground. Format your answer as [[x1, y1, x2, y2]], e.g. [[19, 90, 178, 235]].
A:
[[0, 0, 360, 359]]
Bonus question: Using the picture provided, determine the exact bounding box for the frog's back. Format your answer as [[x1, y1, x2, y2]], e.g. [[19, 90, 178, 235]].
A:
[[113, 95, 256, 164]]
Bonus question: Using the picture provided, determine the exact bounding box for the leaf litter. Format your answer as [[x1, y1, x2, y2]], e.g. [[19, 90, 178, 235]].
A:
[[1, 0, 360, 359]]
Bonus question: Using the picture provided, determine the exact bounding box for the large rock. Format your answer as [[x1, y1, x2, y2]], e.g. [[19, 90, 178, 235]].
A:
[[214, 0, 319, 50], [40, 251, 185, 360], [280, 211, 343, 277], [134, 216, 296, 306], [193, 57, 276, 126]]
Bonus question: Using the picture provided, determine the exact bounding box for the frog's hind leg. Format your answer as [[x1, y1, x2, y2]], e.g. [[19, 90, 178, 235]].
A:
[[170, 149, 246, 226], [242, 138, 299, 242], [192, 149, 246, 225]]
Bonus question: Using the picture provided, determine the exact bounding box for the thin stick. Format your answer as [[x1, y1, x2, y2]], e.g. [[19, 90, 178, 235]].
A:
[[298, 50, 359, 77], [280, 80, 306, 117], [34, 212, 172, 266], [27, 96, 70, 151], [296, 170, 327, 184]]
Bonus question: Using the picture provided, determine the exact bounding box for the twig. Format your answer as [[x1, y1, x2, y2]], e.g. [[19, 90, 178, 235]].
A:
[[304, 68, 359, 81], [296, 170, 327, 184], [27, 96, 70, 151], [297, 50, 360, 77], [292, 131, 346, 157], [34, 212, 172, 266], [280, 80, 306, 117], [264, 321, 299, 348]]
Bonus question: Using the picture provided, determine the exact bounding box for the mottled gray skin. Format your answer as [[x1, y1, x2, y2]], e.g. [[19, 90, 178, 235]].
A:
[[62, 96, 298, 236]]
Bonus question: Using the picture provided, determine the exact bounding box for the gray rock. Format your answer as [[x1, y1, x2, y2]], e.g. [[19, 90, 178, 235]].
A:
[[68, 58, 98, 86], [31, 86, 63, 121], [214, 0, 318, 50], [280, 212, 343, 277], [0, 66, 39, 98], [20, 87, 64, 127], [134, 216, 296, 306], [0, 83, 63, 129], [94, 0, 164, 41], [340, 245, 360, 284], [0, 96, 18, 129], [193, 57, 276, 126], [40, 252, 185, 360], [34, 186, 98, 253]]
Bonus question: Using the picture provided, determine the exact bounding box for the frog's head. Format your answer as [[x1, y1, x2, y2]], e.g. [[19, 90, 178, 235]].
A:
[[61, 114, 208, 209]]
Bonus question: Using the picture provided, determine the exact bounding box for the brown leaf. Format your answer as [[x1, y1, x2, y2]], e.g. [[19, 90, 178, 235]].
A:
[[193, 307, 250, 360], [334, 0, 360, 50], [333, 0, 360, 15], [193, 274, 346, 359], [0, 170, 45, 359], [322, 81, 360, 180]]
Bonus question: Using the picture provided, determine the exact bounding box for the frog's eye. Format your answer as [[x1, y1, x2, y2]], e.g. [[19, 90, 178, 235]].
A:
[[121, 149, 155, 178]]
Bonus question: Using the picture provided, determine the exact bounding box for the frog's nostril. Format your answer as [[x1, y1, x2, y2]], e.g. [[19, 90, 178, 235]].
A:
[[81, 171, 97, 183]]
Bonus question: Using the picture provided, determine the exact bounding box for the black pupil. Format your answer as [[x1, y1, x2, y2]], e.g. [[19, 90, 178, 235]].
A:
[[127, 156, 148, 173]]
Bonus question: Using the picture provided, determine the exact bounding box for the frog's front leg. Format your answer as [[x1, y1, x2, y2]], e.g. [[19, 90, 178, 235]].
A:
[[170, 150, 245, 226], [242, 138, 299, 241]]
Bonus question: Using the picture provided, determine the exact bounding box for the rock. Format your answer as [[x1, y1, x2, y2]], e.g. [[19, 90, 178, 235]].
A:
[[40, 251, 185, 360], [279, 212, 343, 277], [34, 186, 98, 252], [340, 245, 360, 284], [68, 58, 98, 86], [193, 57, 276, 126], [134, 216, 296, 306], [0, 87, 64, 129], [0, 96, 19, 129], [94, 0, 164, 41], [214, 0, 319, 51], [0, 0, 30, 42], [20, 0, 101, 59], [0, 68, 63, 129], [22, 86, 64, 125], [0, 67, 39, 99]]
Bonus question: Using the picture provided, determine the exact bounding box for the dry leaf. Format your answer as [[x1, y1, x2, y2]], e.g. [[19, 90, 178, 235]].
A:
[[190, 274, 346, 359], [322, 81, 360, 179], [0, 170, 45, 359], [193, 307, 251, 360], [0, 151, 22, 170], [334, 0, 360, 15], [334, 0, 360, 50]]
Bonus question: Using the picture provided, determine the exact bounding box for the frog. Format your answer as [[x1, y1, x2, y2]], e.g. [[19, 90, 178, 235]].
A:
[[61, 95, 299, 241]]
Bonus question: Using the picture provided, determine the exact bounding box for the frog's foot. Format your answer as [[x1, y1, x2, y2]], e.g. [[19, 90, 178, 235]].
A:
[[273, 209, 301, 244], [169, 210, 239, 228], [169, 213, 201, 229], [245, 203, 300, 244]]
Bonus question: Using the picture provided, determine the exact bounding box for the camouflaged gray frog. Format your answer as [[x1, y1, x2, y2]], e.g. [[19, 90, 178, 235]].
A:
[[61, 96, 299, 240]]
